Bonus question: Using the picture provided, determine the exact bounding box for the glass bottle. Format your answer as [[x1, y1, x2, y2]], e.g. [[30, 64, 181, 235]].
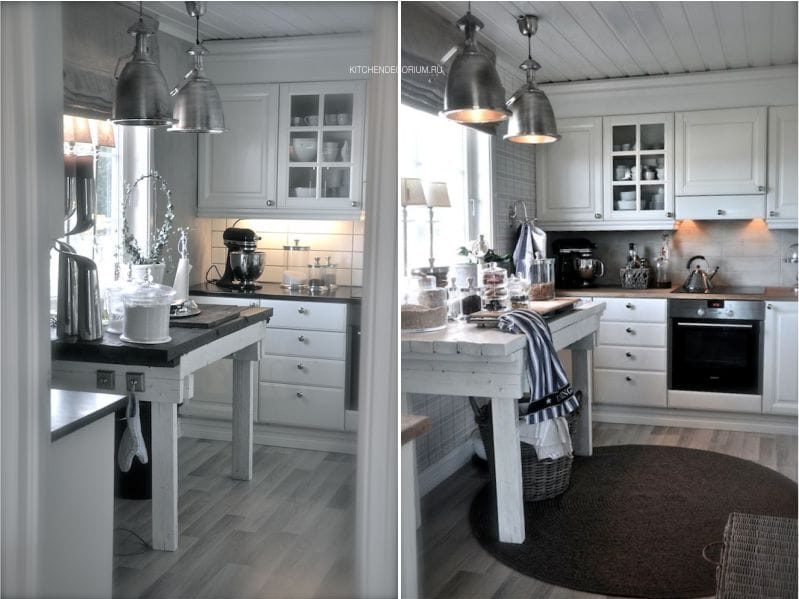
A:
[[446, 277, 462, 321], [627, 243, 641, 268]]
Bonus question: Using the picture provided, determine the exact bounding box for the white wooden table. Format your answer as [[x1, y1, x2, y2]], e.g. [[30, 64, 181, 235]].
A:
[[401, 302, 605, 544], [51, 311, 270, 551]]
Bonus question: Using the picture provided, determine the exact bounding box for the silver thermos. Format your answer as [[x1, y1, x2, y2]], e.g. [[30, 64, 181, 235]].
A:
[[54, 240, 103, 340]]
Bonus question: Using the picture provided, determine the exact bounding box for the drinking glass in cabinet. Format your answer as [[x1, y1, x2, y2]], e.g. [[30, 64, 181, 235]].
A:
[[322, 131, 351, 163], [322, 93, 354, 127], [612, 124, 635, 151], [290, 132, 318, 163], [322, 167, 350, 198], [640, 123, 665, 150], [290, 95, 320, 127], [289, 166, 317, 197], [641, 185, 665, 211]]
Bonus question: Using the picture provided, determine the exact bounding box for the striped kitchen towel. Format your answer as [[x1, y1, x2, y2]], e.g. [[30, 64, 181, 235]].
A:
[[497, 309, 580, 424]]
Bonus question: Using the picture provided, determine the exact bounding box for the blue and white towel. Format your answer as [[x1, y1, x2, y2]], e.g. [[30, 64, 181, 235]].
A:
[[497, 309, 579, 458]]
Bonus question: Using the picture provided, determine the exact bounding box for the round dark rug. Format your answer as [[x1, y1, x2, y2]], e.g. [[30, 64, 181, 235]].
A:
[[470, 445, 797, 599]]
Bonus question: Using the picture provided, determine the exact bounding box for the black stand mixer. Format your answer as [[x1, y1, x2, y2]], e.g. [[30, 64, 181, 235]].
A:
[[217, 227, 265, 291]]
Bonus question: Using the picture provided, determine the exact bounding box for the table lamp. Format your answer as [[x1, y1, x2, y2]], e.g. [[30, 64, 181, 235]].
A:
[[401, 177, 426, 276]]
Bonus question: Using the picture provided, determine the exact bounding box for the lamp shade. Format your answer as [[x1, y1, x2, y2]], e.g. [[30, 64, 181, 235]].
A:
[[63, 116, 93, 145], [426, 182, 451, 208], [401, 177, 426, 206], [169, 44, 226, 133], [504, 83, 560, 144], [89, 120, 116, 148], [112, 20, 175, 127]]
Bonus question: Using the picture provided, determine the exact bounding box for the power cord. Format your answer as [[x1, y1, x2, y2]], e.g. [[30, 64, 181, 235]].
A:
[[113, 527, 150, 556], [205, 263, 222, 284]]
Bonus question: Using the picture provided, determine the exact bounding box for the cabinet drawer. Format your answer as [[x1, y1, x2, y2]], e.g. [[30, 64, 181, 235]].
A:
[[594, 346, 667, 372], [258, 382, 344, 430], [598, 322, 666, 347], [594, 370, 667, 407], [264, 329, 346, 360], [260, 355, 346, 387], [190, 295, 260, 308], [600, 298, 666, 323], [262, 299, 347, 331]]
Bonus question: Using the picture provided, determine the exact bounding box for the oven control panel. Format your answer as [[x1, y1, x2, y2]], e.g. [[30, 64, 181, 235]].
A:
[[669, 299, 765, 321]]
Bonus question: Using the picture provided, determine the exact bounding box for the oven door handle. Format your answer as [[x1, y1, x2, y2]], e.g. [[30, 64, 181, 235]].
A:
[[676, 322, 754, 329]]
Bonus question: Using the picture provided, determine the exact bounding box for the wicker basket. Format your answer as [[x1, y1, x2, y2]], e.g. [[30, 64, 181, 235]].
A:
[[470, 394, 580, 502], [620, 267, 650, 289]]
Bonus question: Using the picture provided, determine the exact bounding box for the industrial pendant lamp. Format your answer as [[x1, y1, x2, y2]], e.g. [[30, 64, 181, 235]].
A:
[[504, 15, 560, 144], [441, 5, 510, 124], [169, 1, 227, 133], [112, 2, 175, 127]]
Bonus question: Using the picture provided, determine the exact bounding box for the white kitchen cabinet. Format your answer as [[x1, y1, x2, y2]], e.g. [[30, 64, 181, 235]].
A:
[[198, 84, 279, 217], [536, 117, 603, 227], [766, 106, 798, 228], [762, 301, 798, 416], [277, 80, 366, 217], [593, 297, 668, 408], [602, 113, 674, 225], [675, 107, 767, 196]]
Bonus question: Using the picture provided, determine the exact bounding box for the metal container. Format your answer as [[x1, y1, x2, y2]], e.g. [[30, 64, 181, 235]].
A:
[[282, 239, 310, 289], [527, 257, 556, 301], [54, 240, 103, 341]]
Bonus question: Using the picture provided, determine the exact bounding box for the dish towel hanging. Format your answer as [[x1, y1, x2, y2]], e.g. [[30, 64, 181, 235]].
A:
[[512, 221, 548, 278], [497, 309, 580, 458], [117, 393, 148, 472]]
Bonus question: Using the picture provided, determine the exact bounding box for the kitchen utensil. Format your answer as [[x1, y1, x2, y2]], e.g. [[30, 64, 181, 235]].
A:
[[54, 240, 104, 341], [467, 298, 580, 327], [282, 239, 310, 289], [552, 237, 599, 289], [574, 257, 605, 285], [293, 138, 317, 162], [293, 186, 315, 197], [229, 250, 265, 290], [681, 255, 719, 293], [217, 227, 261, 290], [120, 277, 176, 344], [303, 115, 319, 126], [336, 113, 351, 125], [615, 165, 629, 181]]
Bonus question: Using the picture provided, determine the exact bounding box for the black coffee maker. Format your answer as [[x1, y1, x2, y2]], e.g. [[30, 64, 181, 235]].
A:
[[552, 238, 599, 289], [217, 227, 261, 289]]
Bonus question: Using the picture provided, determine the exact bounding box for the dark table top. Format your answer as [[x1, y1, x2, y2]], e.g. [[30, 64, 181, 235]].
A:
[[51, 306, 272, 368], [190, 282, 362, 304], [51, 388, 127, 442]]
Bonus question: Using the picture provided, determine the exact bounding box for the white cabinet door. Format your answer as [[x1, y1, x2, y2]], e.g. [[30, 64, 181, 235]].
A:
[[763, 301, 798, 416], [198, 84, 279, 217], [767, 106, 798, 228], [675, 107, 767, 196], [536, 117, 603, 225]]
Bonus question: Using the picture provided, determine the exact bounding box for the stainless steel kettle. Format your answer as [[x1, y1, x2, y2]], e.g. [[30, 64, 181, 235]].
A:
[[682, 255, 719, 293]]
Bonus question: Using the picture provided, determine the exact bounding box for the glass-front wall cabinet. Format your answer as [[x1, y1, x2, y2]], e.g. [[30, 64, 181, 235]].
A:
[[603, 113, 673, 223], [278, 81, 365, 214]]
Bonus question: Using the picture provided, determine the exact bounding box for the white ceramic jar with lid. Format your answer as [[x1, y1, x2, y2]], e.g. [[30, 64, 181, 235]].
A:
[[120, 278, 176, 344]]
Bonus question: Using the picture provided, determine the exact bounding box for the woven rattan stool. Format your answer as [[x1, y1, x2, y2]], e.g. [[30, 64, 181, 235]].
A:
[[713, 512, 797, 599]]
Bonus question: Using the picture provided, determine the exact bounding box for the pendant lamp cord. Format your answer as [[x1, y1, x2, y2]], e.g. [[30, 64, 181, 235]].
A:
[[527, 29, 532, 60], [195, 16, 200, 45], [138, 0, 143, 22]]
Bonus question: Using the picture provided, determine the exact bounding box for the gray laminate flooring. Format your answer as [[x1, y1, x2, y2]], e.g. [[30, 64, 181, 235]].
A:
[[418, 423, 798, 599], [113, 438, 356, 599]]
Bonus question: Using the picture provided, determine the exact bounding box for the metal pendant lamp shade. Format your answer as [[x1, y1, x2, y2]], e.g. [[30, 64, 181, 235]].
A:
[[441, 12, 510, 124], [505, 16, 560, 144], [112, 18, 175, 127]]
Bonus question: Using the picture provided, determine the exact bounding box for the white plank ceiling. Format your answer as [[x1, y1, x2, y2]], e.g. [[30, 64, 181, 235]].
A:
[[133, 1, 375, 42], [424, 1, 798, 84]]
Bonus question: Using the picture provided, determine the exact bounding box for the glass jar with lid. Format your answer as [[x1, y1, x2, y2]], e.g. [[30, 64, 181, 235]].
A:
[[460, 277, 482, 317], [120, 277, 176, 344], [282, 239, 310, 289], [481, 262, 509, 312], [401, 275, 447, 332], [308, 257, 328, 292], [322, 256, 337, 289], [528, 258, 556, 301], [509, 275, 529, 309]]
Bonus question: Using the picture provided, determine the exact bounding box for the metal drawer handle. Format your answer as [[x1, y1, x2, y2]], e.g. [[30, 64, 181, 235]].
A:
[[298, 335, 306, 342], [625, 303, 633, 309], [758, 185, 766, 192], [298, 307, 307, 314], [717, 209, 725, 216], [666, 211, 674, 218], [625, 352, 633, 358], [297, 363, 305, 370], [676, 322, 753, 329], [626, 327, 634, 334], [767, 304, 773, 310], [769, 210, 778, 217], [266, 199, 275, 207], [296, 392, 304, 398], [625, 376, 633, 382], [594, 213, 602, 219]]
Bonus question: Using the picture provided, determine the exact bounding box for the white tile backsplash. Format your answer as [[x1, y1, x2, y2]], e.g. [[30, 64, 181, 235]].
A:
[[200, 217, 364, 287]]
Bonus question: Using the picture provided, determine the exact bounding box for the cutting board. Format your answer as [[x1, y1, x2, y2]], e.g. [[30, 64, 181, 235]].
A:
[[170, 305, 241, 329], [469, 298, 580, 327]]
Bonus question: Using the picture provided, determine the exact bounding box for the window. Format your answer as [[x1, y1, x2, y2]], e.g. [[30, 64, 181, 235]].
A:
[[399, 104, 492, 275]]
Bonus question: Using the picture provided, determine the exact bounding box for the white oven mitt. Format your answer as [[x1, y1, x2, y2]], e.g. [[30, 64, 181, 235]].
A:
[[118, 394, 148, 472]]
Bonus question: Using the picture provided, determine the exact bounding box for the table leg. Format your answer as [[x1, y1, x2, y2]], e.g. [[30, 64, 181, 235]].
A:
[[151, 402, 178, 551], [401, 441, 419, 599], [232, 355, 256, 480], [490, 397, 525, 543], [571, 346, 593, 457]]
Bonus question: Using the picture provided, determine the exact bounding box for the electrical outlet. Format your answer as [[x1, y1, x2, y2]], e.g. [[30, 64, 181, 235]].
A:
[[126, 372, 145, 392], [96, 370, 116, 390]]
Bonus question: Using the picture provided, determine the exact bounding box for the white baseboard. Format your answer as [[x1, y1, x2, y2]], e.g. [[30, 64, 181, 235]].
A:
[[593, 404, 798, 435], [418, 441, 475, 497], [179, 416, 357, 454]]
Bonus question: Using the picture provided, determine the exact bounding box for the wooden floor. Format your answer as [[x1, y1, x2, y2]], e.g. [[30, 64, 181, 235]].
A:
[[113, 438, 356, 599], [418, 423, 798, 599]]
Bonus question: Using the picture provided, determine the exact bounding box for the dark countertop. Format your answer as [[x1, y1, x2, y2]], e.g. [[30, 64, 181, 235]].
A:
[[557, 285, 798, 302], [51, 388, 127, 442], [52, 306, 272, 368], [190, 282, 362, 304]]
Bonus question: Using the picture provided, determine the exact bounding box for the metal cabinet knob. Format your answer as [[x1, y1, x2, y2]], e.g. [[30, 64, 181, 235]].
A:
[[717, 209, 725, 216], [298, 307, 307, 314], [769, 210, 778, 217], [625, 352, 633, 358], [296, 392, 304, 398], [626, 327, 634, 334], [594, 213, 602, 219], [666, 211, 674, 218], [767, 303, 773, 310], [351, 201, 359, 208], [758, 185, 766, 192], [626, 303, 633, 309], [298, 335, 306, 342], [266, 200, 275, 207], [297, 363, 305, 370], [625, 376, 632, 382]]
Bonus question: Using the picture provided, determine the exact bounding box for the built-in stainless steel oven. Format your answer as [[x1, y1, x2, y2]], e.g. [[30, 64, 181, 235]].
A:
[[668, 298, 764, 395]]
